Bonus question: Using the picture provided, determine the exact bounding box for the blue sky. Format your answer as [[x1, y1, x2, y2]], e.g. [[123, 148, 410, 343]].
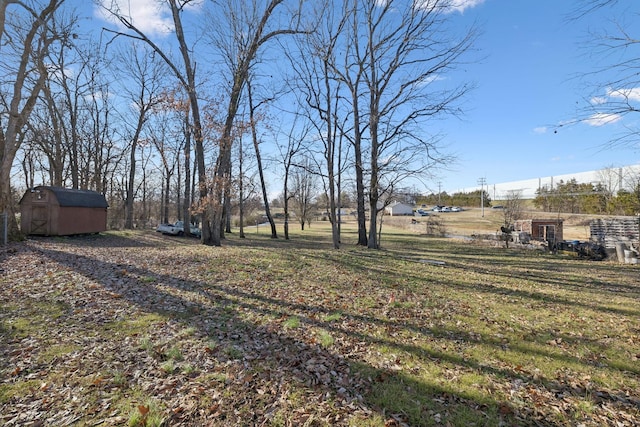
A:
[[437, 0, 640, 194], [84, 0, 639, 197]]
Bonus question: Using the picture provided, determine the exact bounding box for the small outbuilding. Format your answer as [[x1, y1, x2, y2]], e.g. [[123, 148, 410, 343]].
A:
[[514, 218, 564, 245], [19, 186, 109, 236], [385, 201, 414, 216]]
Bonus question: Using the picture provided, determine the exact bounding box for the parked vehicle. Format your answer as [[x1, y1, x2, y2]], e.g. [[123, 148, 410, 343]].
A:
[[156, 221, 201, 237]]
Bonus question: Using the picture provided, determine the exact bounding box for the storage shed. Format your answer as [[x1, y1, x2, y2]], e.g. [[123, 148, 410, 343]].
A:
[[514, 218, 563, 244], [19, 186, 109, 236]]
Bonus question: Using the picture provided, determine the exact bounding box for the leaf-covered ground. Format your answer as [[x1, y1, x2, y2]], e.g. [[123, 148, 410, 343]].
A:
[[1, 228, 639, 426]]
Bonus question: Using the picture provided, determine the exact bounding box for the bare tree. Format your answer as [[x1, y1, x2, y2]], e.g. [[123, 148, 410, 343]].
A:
[[235, 130, 261, 238], [330, 2, 367, 246], [246, 79, 277, 238], [101, 0, 210, 241], [291, 160, 317, 230], [117, 44, 168, 229], [154, 130, 179, 225], [81, 58, 121, 196], [284, 1, 344, 248], [354, 0, 475, 248], [0, 0, 70, 239], [597, 165, 623, 213], [20, 15, 107, 192], [570, 1, 640, 147], [204, 0, 305, 245], [276, 116, 310, 239], [502, 190, 524, 227]]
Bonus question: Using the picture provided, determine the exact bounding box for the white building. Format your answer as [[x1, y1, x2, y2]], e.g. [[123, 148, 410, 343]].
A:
[[386, 201, 414, 216], [458, 164, 640, 200]]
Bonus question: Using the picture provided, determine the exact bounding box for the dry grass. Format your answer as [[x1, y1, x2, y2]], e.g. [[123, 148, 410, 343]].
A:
[[1, 224, 638, 426], [383, 208, 600, 240]]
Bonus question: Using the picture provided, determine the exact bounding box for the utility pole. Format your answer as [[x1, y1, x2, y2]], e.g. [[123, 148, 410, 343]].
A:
[[437, 181, 442, 205], [478, 177, 486, 217]]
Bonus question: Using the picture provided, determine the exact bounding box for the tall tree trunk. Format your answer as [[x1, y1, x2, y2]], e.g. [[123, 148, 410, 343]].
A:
[[125, 111, 146, 229], [238, 136, 246, 238], [0, 161, 19, 240], [283, 174, 290, 240], [368, 94, 380, 249], [166, 0, 209, 243], [209, 0, 293, 246], [182, 109, 192, 236], [0, 0, 63, 239], [352, 97, 367, 246], [323, 63, 339, 249], [125, 143, 136, 229], [247, 82, 277, 239]]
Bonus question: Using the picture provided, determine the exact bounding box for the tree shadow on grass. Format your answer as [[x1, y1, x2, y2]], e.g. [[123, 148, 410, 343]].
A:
[[11, 236, 537, 426], [8, 233, 639, 425]]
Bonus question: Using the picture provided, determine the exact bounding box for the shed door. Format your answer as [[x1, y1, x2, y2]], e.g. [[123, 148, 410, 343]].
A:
[[31, 206, 49, 234], [539, 225, 556, 244]]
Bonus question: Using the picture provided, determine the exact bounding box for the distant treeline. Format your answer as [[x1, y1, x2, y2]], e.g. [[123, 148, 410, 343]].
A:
[[416, 190, 491, 208], [416, 179, 640, 216], [533, 178, 640, 215]]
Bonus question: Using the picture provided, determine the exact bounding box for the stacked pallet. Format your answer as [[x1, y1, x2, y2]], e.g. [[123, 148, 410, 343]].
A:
[[590, 217, 640, 249]]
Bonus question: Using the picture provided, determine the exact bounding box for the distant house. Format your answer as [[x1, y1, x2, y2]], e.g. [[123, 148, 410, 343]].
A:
[[385, 201, 414, 216], [19, 186, 109, 236]]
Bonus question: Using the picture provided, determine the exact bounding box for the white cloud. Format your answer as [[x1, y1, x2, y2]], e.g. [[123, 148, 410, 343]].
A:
[[585, 112, 622, 127], [45, 63, 74, 81], [416, 74, 445, 87], [95, 0, 183, 38], [533, 126, 547, 134], [606, 87, 640, 103], [590, 96, 607, 105], [408, 0, 485, 14], [444, 0, 486, 13]]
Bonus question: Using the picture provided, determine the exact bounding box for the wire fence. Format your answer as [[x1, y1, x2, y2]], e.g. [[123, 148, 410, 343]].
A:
[[1, 212, 7, 245]]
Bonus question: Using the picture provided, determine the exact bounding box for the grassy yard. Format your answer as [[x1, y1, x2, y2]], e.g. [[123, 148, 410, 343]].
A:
[[0, 223, 638, 426]]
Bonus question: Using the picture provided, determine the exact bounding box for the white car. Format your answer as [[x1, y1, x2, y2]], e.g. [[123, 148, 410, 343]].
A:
[[156, 221, 201, 237]]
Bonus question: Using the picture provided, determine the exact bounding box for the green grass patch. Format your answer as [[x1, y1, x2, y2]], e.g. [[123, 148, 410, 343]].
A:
[[0, 380, 41, 404], [317, 330, 334, 348], [224, 346, 243, 360], [37, 344, 80, 364], [283, 316, 301, 329], [105, 313, 166, 337], [323, 311, 342, 322], [125, 398, 165, 427], [165, 346, 183, 361]]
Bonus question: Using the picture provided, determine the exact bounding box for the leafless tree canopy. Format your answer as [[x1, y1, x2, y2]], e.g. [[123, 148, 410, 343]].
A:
[[571, 0, 640, 148], [1, 0, 476, 246]]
